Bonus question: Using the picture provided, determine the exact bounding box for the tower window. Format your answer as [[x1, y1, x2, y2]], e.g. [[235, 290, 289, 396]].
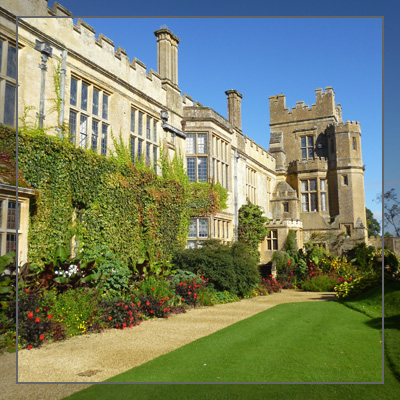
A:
[[352, 137, 357, 150], [301, 136, 314, 159], [343, 175, 348, 186], [283, 202, 289, 213]]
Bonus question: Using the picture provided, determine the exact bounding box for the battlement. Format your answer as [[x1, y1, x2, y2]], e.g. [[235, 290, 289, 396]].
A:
[[244, 135, 275, 163], [270, 87, 340, 125], [335, 120, 361, 133], [13, 0, 193, 108]]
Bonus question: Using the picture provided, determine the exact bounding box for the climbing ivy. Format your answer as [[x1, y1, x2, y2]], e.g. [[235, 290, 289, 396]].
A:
[[0, 125, 227, 274]]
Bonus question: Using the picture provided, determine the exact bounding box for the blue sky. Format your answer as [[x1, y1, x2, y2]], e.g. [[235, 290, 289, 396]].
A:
[[27, 0, 398, 234]]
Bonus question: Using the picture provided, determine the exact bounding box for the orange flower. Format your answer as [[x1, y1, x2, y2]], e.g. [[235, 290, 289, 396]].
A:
[[39, 334, 44, 340], [108, 316, 112, 321], [35, 317, 40, 323], [47, 315, 52, 320], [27, 344, 32, 350], [28, 311, 33, 319]]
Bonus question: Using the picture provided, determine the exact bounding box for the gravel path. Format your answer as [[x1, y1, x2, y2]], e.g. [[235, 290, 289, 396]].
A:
[[0, 290, 336, 400]]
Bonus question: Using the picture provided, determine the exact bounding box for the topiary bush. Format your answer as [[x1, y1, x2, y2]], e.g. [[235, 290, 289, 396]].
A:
[[172, 240, 260, 297]]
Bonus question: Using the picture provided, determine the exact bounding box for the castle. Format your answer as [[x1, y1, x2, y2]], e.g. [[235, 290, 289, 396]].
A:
[[0, 0, 367, 265]]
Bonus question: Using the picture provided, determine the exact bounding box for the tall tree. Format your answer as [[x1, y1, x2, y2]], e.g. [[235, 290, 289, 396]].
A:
[[366, 207, 381, 237], [376, 188, 400, 236], [238, 200, 269, 259]]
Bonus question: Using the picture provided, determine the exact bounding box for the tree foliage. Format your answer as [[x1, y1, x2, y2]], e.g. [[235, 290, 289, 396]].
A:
[[366, 207, 381, 237], [237, 200, 269, 259], [377, 189, 400, 236]]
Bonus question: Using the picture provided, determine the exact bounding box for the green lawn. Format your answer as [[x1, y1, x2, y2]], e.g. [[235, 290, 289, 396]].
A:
[[64, 300, 387, 399]]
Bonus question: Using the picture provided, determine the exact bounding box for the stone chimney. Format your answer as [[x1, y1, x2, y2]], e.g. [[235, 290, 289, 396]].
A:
[[225, 89, 243, 132], [154, 26, 180, 86]]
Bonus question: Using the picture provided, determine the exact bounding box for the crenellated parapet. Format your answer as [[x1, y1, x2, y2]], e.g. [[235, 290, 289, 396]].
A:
[[9, 0, 194, 109], [244, 135, 275, 164], [335, 120, 362, 134], [270, 87, 341, 125]]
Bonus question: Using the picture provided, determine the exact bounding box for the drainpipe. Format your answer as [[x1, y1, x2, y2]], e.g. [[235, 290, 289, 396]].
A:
[[57, 49, 67, 138], [234, 148, 246, 240], [34, 40, 53, 129]]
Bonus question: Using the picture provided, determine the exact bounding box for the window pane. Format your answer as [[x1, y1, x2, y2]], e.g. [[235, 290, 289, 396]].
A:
[[301, 137, 306, 147], [268, 240, 272, 250], [69, 110, 77, 143], [320, 179, 326, 191], [138, 140, 142, 160], [273, 239, 278, 250], [198, 219, 208, 238], [79, 115, 88, 148], [91, 120, 98, 151], [6, 45, 17, 79], [198, 157, 208, 182], [70, 78, 77, 106], [310, 193, 318, 211], [308, 147, 314, 158], [93, 88, 99, 115], [301, 194, 309, 212], [6, 233, 17, 254], [4, 83, 16, 126], [153, 146, 157, 174], [7, 202, 18, 229], [197, 134, 207, 153], [138, 112, 143, 136], [309, 179, 316, 191], [307, 136, 313, 147], [188, 220, 196, 237], [321, 193, 327, 212], [146, 142, 151, 165], [301, 181, 308, 192], [153, 120, 157, 142], [187, 157, 196, 182], [146, 116, 151, 139], [101, 124, 107, 155], [186, 134, 195, 154], [81, 83, 88, 111], [130, 109, 135, 132], [102, 94, 108, 119], [130, 136, 135, 164]]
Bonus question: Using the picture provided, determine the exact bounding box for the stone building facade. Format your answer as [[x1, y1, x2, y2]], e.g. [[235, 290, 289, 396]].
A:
[[0, 0, 368, 264]]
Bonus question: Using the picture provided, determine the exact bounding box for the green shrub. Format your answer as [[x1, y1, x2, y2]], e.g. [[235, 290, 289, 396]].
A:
[[301, 274, 339, 292], [284, 230, 298, 256], [335, 272, 380, 299], [272, 251, 294, 274], [172, 240, 260, 297], [351, 242, 375, 271]]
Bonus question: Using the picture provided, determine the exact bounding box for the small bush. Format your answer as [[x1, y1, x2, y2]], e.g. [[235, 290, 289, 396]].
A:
[[301, 275, 339, 292], [261, 276, 282, 294], [272, 251, 294, 274], [173, 240, 260, 297], [335, 272, 380, 299]]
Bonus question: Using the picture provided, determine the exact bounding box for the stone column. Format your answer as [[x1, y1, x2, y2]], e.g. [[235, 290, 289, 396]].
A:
[[225, 89, 243, 132]]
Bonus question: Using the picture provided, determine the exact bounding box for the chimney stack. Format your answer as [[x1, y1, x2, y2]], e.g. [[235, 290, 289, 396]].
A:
[[225, 90, 243, 132], [154, 26, 180, 86]]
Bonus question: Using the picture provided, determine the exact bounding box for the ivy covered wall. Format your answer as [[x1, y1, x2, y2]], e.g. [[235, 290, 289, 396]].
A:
[[0, 125, 226, 272]]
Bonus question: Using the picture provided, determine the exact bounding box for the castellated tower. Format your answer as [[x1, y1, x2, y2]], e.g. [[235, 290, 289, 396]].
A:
[[268, 87, 367, 253]]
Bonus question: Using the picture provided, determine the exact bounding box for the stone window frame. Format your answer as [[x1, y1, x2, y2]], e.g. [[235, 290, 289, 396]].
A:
[[130, 106, 159, 171], [68, 74, 110, 154], [0, 197, 22, 256], [283, 202, 289, 213], [301, 178, 328, 213], [0, 38, 18, 127], [266, 229, 278, 250], [186, 133, 209, 183], [300, 135, 314, 160], [187, 218, 209, 248], [211, 134, 229, 190], [213, 218, 230, 241], [343, 175, 349, 186], [352, 136, 357, 151], [246, 166, 257, 204]]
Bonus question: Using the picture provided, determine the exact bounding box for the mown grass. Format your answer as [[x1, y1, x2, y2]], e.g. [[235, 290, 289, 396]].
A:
[[343, 280, 400, 381], [64, 301, 385, 400]]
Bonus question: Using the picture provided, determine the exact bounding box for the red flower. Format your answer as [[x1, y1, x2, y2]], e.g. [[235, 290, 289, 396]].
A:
[[47, 315, 52, 320], [269, 275, 272, 278], [108, 316, 112, 321], [167, 297, 169, 300], [122, 323, 126, 328], [188, 291, 191, 295], [25, 289, 29, 293], [39, 335, 44, 340], [288, 261, 291, 265], [151, 287, 154, 291], [150, 310, 154, 314], [146, 301, 150, 306], [137, 302, 140, 306], [36, 308, 40, 312], [181, 298, 184, 301], [27, 344, 32, 350], [28, 311, 33, 319], [130, 324, 133, 328], [35, 317, 40, 323], [124, 305, 128, 309], [117, 303, 120, 306]]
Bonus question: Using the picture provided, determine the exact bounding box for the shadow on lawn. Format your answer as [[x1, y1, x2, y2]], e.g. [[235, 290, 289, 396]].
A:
[[365, 315, 400, 330]]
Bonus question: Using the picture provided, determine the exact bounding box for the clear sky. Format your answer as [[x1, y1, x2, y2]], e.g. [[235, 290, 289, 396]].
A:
[[25, 0, 396, 234]]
